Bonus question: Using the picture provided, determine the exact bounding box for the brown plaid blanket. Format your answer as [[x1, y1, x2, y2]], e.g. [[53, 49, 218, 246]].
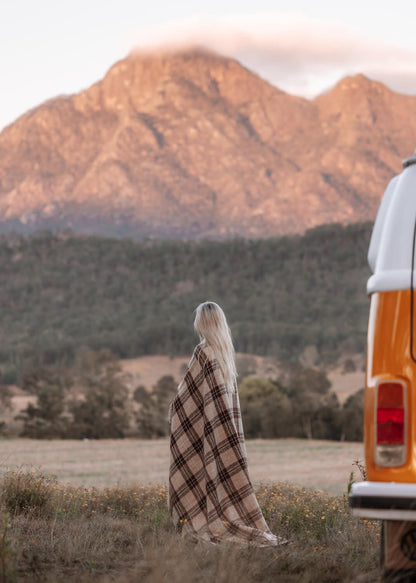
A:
[[168, 343, 278, 545]]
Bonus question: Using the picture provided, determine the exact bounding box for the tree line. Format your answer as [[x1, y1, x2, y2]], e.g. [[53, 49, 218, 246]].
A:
[[5, 349, 363, 442], [0, 222, 372, 383]]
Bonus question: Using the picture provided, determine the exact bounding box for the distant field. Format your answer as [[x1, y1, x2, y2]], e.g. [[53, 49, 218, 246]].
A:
[[0, 438, 363, 496]]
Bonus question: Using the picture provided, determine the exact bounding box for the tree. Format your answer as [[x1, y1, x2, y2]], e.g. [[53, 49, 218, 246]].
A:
[[69, 349, 130, 439], [238, 376, 292, 438], [135, 375, 177, 438], [342, 358, 357, 374], [341, 388, 364, 441], [16, 366, 72, 438], [0, 379, 13, 435], [0, 384, 12, 414], [311, 392, 342, 440], [279, 364, 334, 439]]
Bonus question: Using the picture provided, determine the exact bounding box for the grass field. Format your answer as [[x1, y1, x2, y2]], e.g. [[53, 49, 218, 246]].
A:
[[0, 438, 363, 496], [0, 439, 379, 582], [0, 467, 379, 583], [1, 368, 372, 581]]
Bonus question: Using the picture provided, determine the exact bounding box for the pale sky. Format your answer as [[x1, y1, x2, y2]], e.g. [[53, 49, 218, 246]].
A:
[[1, 0, 416, 132]]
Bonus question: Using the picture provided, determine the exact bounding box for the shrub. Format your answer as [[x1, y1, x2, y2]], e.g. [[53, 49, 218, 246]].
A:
[[341, 389, 364, 442], [239, 377, 292, 438], [135, 376, 177, 438], [1, 469, 57, 517]]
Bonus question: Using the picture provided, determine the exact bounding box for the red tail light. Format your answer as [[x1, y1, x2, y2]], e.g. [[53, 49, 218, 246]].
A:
[[375, 380, 407, 467], [377, 382, 404, 445]]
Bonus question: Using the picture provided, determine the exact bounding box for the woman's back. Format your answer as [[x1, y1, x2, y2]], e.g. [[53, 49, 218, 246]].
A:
[[168, 303, 284, 546]]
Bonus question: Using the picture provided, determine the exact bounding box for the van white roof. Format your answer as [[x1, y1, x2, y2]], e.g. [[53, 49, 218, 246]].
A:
[[367, 150, 416, 295]]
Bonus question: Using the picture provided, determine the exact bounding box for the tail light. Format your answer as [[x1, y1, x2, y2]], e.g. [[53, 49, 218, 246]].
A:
[[375, 380, 407, 467]]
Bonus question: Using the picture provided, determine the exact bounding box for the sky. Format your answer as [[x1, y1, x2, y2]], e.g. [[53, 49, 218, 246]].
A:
[[1, 0, 416, 132]]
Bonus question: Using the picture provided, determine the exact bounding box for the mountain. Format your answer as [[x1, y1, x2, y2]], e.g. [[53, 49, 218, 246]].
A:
[[1, 48, 416, 239]]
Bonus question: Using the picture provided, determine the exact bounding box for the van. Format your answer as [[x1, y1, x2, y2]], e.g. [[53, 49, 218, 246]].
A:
[[349, 148, 416, 578]]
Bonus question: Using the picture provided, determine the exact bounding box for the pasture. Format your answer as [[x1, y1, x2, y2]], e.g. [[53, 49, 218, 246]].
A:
[[0, 438, 364, 495], [0, 438, 380, 582], [0, 466, 379, 583]]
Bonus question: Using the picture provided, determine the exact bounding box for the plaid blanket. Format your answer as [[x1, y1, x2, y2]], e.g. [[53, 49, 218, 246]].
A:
[[168, 343, 278, 545]]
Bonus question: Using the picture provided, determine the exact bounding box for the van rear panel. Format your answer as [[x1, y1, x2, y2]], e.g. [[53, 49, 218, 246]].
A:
[[350, 150, 416, 525], [366, 290, 416, 481]]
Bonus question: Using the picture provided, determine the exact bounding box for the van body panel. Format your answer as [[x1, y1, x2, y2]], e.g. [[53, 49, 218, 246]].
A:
[[367, 163, 416, 295], [366, 290, 415, 481], [349, 149, 416, 523], [368, 175, 399, 273]]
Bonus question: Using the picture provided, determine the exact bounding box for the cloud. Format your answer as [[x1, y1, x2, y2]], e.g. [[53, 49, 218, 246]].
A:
[[131, 13, 416, 97]]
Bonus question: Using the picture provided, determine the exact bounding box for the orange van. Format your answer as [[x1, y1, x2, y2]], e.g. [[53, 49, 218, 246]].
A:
[[349, 148, 416, 576]]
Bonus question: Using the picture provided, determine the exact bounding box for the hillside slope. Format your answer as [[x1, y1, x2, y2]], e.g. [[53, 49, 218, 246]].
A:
[[0, 223, 372, 378]]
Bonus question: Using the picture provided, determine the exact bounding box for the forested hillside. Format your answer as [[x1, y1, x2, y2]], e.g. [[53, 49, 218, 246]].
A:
[[0, 222, 372, 381]]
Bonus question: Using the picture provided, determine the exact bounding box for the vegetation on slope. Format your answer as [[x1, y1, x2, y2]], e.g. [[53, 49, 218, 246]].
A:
[[0, 222, 372, 381]]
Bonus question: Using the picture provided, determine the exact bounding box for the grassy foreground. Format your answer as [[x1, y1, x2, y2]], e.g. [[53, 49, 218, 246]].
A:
[[0, 470, 380, 583]]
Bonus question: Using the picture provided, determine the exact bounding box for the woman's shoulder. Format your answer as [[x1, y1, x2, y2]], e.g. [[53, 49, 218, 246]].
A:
[[193, 342, 213, 367]]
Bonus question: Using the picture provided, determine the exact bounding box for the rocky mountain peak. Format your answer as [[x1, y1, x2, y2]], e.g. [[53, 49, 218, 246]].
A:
[[0, 49, 415, 239]]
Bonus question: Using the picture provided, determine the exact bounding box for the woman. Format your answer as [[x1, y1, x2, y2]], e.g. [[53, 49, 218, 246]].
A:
[[168, 301, 284, 546]]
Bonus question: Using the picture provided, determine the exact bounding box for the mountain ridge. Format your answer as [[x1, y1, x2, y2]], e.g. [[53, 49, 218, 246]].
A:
[[0, 48, 415, 239]]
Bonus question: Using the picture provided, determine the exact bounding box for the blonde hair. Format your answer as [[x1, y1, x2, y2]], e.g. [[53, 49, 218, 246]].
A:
[[194, 301, 237, 391]]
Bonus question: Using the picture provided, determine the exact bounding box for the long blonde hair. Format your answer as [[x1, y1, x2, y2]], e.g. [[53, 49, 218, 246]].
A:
[[194, 301, 237, 391]]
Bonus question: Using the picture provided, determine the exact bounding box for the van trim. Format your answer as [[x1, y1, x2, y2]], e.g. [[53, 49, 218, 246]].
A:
[[411, 216, 416, 363], [367, 271, 413, 294], [350, 481, 416, 498], [349, 481, 416, 520], [403, 151, 416, 168], [350, 496, 416, 510], [352, 508, 416, 520]]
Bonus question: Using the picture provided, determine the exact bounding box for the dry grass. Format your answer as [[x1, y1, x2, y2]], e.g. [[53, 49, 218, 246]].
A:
[[0, 469, 380, 583], [0, 438, 364, 495]]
